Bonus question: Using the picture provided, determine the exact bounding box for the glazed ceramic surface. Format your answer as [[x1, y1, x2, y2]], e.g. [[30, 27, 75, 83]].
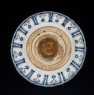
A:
[[11, 11, 86, 87]]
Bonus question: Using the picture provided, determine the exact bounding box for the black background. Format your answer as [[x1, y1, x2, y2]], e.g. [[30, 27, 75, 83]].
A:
[[1, 0, 94, 95]]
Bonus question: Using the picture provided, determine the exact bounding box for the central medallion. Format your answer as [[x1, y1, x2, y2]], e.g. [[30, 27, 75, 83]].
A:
[[38, 37, 58, 58], [26, 26, 72, 71]]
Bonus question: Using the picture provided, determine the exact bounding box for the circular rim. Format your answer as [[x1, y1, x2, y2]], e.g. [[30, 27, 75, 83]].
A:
[[11, 11, 86, 87]]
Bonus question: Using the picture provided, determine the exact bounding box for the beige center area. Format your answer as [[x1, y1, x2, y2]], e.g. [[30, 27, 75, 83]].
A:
[[26, 26, 72, 71]]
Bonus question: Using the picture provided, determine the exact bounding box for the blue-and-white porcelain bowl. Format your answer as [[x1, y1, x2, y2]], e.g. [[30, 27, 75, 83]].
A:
[[11, 11, 86, 87]]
